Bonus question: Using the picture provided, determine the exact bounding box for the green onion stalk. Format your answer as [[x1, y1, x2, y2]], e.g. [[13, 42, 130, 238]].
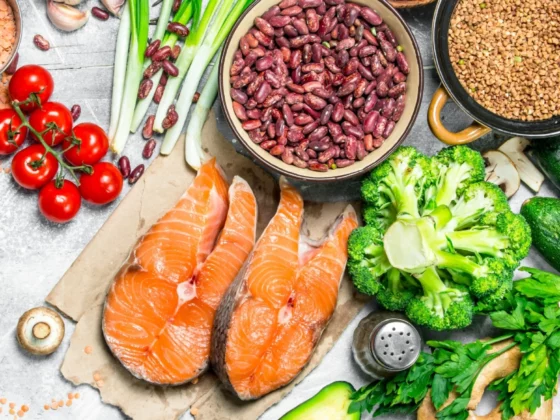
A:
[[184, 53, 220, 169], [130, 0, 199, 132], [107, 5, 131, 140], [160, 0, 254, 156], [110, 0, 149, 153], [152, 0, 225, 133]]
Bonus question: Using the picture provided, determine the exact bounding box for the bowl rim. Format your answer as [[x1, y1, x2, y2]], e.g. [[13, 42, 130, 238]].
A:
[[431, 0, 560, 139], [219, 0, 425, 183], [1, 0, 23, 74]]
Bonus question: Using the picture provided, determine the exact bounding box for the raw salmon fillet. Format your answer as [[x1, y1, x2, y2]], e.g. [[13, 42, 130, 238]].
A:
[[103, 160, 257, 385], [212, 179, 358, 400]]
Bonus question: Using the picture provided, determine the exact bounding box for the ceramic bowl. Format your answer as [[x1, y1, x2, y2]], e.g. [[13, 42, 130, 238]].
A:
[[219, 0, 424, 183], [1, 0, 22, 74]]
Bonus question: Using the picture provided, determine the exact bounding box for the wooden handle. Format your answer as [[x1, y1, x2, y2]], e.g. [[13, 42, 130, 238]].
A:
[[428, 86, 491, 145]]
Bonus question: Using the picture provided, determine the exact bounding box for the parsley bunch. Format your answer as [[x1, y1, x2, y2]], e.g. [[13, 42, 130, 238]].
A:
[[350, 267, 560, 420]]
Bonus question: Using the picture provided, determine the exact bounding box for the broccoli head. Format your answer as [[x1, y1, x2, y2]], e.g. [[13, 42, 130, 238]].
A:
[[347, 146, 530, 331], [405, 267, 474, 331]]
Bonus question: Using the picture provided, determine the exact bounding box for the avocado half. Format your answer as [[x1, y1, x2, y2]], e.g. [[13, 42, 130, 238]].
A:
[[280, 381, 360, 420]]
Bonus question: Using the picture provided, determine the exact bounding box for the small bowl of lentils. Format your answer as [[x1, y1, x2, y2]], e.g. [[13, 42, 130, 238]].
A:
[[219, 0, 423, 182], [430, 0, 560, 145]]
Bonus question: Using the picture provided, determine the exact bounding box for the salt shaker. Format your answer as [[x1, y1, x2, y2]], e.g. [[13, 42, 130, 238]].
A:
[[352, 311, 422, 379]]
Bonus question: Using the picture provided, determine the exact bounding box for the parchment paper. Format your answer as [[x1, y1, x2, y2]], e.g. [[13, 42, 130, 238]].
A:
[[47, 112, 367, 419]]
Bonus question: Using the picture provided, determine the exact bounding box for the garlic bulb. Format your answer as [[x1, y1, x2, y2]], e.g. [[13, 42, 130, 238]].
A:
[[46, 0, 89, 32], [101, 0, 125, 16]]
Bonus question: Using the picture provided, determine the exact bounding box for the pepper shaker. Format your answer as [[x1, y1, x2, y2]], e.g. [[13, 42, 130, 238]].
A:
[[352, 311, 422, 379]]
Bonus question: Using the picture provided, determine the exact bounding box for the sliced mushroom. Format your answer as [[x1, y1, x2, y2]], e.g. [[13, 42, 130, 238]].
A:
[[498, 137, 544, 193], [482, 150, 521, 199], [16, 307, 65, 355]]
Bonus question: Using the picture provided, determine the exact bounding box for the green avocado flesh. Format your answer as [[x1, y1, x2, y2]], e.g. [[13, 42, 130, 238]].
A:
[[280, 381, 360, 420]]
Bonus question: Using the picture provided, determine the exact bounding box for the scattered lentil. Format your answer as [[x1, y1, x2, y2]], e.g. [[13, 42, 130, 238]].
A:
[[449, 0, 560, 121], [190, 407, 199, 416], [84, 345, 93, 354]]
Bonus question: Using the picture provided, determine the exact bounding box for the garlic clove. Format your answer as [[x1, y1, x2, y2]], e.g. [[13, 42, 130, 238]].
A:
[[47, 0, 90, 32], [101, 0, 125, 16], [53, 0, 82, 6]]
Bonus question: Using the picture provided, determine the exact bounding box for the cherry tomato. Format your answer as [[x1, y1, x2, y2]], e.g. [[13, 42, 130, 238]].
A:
[[0, 108, 28, 155], [38, 179, 81, 223], [8, 65, 54, 113], [29, 102, 73, 146], [11, 144, 59, 189], [63, 123, 109, 166], [79, 162, 123, 205]]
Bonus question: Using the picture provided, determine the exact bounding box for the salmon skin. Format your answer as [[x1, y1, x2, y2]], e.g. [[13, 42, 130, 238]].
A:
[[212, 178, 358, 400], [102, 160, 257, 385]]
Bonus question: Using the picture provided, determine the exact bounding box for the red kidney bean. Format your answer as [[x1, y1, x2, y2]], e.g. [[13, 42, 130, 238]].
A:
[[377, 49, 388, 68], [363, 134, 374, 151], [282, 104, 295, 126], [294, 114, 314, 125], [142, 116, 154, 140], [324, 56, 342, 74], [118, 156, 131, 179], [396, 52, 409, 74], [342, 121, 364, 138], [285, 83, 304, 94], [337, 38, 356, 50], [393, 71, 406, 84], [355, 140, 367, 160], [281, 5, 302, 16], [295, 146, 310, 161], [145, 39, 161, 58], [167, 22, 189, 37], [308, 162, 328, 172], [254, 17, 274, 37], [247, 109, 262, 120], [263, 93, 283, 107], [360, 7, 382, 26], [128, 164, 144, 185], [244, 51, 259, 68], [279, 0, 297, 8], [373, 116, 387, 138], [230, 88, 248, 104], [245, 99, 258, 110], [284, 24, 298, 38], [380, 39, 397, 62], [154, 84, 165, 104], [152, 46, 172, 62], [299, 0, 322, 8], [292, 156, 308, 168], [143, 139, 157, 159], [308, 126, 328, 142], [343, 57, 359, 76], [280, 46, 292, 62], [282, 148, 295, 164], [333, 158, 352, 167], [344, 6, 359, 27], [144, 61, 162, 79], [382, 97, 396, 118], [307, 149, 318, 159], [383, 120, 395, 138], [260, 140, 277, 150], [33, 34, 50, 51], [137, 79, 154, 99], [242, 120, 263, 131], [254, 82, 272, 103], [263, 5, 281, 20], [162, 60, 179, 77], [230, 58, 245, 76], [392, 93, 406, 122], [292, 19, 309, 36], [289, 50, 302, 69], [171, 45, 181, 61], [233, 101, 248, 121], [309, 141, 330, 152], [363, 110, 380, 133], [364, 93, 378, 114], [300, 120, 319, 136], [345, 136, 357, 160], [388, 82, 406, 98], [331, 102, 345, 121], [336, 81, 356, 97], [326, 121, 341, 137], [246, 74, 263, 96], [162, 105, 179, 129], [353, 79, 367, 98], [69, 104, 81, 122], [269, 15, 292, 27], [269, 144, 284, 156], [91, 5, 110, 20], [320, 104, 334, 125], [306, 9, 320, 32], [304, 93, 327, 110], [253, 30, 274, 48], [336, 50, 350, 68], [376, 73, 391, 97], [255, 56, 273, 71], [370, 55, 383, 77], [318, 146, 336, 163], [288, 128, 305, 142], [344, 109, 360, 125]]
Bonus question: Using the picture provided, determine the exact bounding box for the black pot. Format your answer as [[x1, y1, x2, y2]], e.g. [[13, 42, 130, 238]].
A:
[[429, 0, 560, 145]]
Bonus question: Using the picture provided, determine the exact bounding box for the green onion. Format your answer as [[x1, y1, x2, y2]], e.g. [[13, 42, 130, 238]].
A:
[[110, 0, 149, 153], [108, 6, 131, 141], [130, 0, 197, 132], [184, 56, 220, 169], [160, 0, 254, 155], [153, 0, 225, 133]]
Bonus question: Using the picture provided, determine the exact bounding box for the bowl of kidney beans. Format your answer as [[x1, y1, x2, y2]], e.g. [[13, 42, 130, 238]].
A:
[[220, 0, 423, 182]]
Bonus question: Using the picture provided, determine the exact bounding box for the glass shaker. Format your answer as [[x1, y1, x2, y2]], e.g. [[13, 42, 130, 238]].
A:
[[352, 311, 422, 379]]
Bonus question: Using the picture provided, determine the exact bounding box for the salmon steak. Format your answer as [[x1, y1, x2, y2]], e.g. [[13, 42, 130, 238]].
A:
[[103, 159, 257, 385], [212, 179, 358, 400]]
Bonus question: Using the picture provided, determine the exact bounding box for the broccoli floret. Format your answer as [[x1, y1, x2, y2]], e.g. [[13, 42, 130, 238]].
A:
[[429, 146, 485, 209], [362, 147, 430, 220], [376, 269, 419, 311], [405, 267, 474, 331], [474, 280, 513, 313], [435, 252, 512, 298], [445, 212, 531, 269], [449, 182, 510, 229], [362, 203, 396, 233], [347, 226, 392, 295]]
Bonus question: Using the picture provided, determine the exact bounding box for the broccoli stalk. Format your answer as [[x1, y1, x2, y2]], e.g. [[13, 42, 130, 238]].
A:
[[376, 268, 419, 312], [405, 267, 473, 331]]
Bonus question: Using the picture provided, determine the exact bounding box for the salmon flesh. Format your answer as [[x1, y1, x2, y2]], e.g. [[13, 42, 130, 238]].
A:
[[103, 160, 257, 385], [212, 179, 358, 400]]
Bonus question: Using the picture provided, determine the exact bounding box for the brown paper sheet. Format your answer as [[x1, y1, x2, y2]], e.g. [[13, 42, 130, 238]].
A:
[[47, 113, 366, 419]]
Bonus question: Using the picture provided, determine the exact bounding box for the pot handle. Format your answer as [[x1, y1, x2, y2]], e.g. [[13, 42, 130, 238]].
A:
[[428, 86, 491, 145]]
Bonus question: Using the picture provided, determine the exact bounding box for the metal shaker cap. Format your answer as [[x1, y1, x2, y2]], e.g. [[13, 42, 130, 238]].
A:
[[370, 319, 421, 371]]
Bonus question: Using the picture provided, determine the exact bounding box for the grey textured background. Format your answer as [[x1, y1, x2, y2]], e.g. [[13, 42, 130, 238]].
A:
[[0, 1, 558, 419]]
